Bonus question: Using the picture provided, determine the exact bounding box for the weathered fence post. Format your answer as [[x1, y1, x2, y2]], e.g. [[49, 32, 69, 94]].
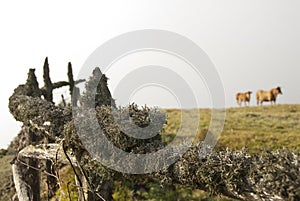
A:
[[12, 161, 31, 201]]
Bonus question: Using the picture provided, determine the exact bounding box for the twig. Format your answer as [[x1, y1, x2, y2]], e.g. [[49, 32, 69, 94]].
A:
[[62, 140, 87, 201]]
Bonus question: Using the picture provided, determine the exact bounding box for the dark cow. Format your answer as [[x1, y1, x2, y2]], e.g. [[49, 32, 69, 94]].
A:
[[256, 86, 282, 105], [236, 91, 252, 106]]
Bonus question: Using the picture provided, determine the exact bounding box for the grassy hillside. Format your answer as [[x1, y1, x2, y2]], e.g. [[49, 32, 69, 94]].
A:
[[1, 104, 299, 200], [163, 104, 300, 154]]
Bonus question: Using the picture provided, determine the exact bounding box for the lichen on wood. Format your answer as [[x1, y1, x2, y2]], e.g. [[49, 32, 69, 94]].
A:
[[8, 59, 300, 201]]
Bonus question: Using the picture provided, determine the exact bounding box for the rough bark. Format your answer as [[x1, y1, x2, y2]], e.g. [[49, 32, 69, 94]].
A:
[[12, 162, 31, 201], [41, 57, 72, 102], [42, 57, 53, 102], [18, 144, 76, 166], [25, 158, 40, 201], [80, 67, 116, 108], [11, 152, 41, 201], [67, 62, 85, 106]]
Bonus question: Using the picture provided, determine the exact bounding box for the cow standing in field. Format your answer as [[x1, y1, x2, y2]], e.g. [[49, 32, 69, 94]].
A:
[[236, 91, 252, 106], [256, 86, 282, 105]]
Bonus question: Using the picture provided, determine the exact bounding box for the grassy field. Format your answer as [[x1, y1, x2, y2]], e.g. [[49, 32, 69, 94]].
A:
[[163, 104, 300, 154], [1, 104, 299, 200], [0, 154, 15, 201]]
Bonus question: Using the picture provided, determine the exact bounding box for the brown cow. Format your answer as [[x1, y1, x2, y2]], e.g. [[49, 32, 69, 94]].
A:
[[256, 86, 282, 105], [236, 91, 252, 106]]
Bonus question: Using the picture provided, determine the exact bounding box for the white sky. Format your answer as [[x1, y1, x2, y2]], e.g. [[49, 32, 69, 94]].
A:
[[0, 0, 299, 148]]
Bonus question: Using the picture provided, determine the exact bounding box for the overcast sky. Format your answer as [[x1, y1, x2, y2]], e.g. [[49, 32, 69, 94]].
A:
[[0, 0, 299, 148]]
